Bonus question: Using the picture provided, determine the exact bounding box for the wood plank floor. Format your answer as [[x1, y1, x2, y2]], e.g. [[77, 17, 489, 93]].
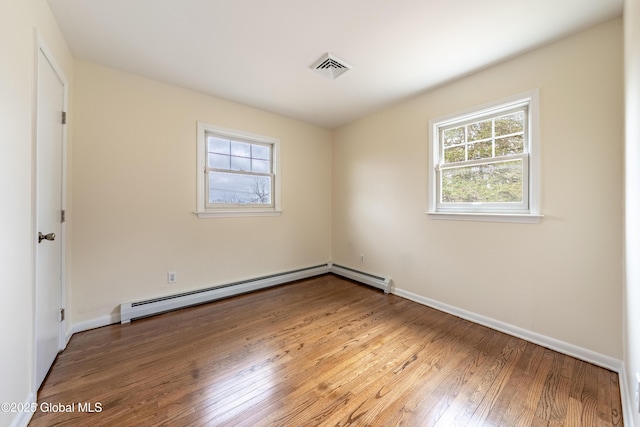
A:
[[30, 275, 623, 426]]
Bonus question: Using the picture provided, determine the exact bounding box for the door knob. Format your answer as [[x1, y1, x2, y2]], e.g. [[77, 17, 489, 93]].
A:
[[38, 232, 55, 243]]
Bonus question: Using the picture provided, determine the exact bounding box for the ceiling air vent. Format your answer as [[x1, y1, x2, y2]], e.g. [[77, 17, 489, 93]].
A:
[[311, 53, 352, 80]]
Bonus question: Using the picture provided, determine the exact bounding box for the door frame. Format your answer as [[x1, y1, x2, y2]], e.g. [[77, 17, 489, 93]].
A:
[[32, 31, 68, 392]]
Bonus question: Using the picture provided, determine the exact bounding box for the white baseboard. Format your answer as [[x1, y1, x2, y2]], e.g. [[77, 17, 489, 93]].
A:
[[620, 365, 637, 427], [392, 286, 636, 425], [65, 325, 73, 346], [392, 286, 622, 372], [8, 392, 35, 427], [72, 314, 119, 335]]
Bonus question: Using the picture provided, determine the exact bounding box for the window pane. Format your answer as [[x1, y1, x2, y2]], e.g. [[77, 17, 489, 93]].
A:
[[208, 153, 230, 169], [444, 146, 465, 163], [209, 172, 272, 204], [231, 141, 251, 157], [252, 159, 270, 173], [230, 155, 250, 171], [495, 112, 524, 136], [495, 135, 524, 156], [252, 144, 270, 160], [468, 141, 492, 160], [441, 160, 523, 203], [467, 120, 492, 142], [208, 136, 230, 154], [443, 127, 464, 147]]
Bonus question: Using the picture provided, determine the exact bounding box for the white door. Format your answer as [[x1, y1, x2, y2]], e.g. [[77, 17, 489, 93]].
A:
[[35, 46, 65, 390]]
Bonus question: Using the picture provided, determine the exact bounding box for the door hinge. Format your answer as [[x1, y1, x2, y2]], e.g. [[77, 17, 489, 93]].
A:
[[59, 308, 65, 322], [61, 210, 66, 223], [61, 111, 67, 125]]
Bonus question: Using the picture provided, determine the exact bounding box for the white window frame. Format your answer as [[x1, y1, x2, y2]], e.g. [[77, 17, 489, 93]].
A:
[[196, 122, 281, 218], [427, 90, 542, 223]]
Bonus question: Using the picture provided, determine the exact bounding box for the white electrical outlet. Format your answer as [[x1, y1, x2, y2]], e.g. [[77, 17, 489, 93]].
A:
[[360, 254, 365, 263], [167, 272, 177, 283]]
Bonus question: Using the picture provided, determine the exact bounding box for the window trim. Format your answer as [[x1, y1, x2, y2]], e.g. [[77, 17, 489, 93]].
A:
[[427, 90, 542, 223], [196, 122, 281, 218]]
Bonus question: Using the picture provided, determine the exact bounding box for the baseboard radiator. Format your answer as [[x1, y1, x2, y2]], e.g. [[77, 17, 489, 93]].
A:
[[120, 264, 330, 324], [120, 263, 391, 324], [329, 263, 391, 294]]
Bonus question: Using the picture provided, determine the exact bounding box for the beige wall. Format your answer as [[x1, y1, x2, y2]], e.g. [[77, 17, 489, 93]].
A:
[[332, 19, 624, 358], [624, 0, 640, 424], [70, 61, 332, 324], [0, 0, 74, 426]]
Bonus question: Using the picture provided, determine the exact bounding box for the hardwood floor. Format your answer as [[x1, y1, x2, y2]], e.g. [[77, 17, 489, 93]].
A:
[[30, 275, 623, 426]]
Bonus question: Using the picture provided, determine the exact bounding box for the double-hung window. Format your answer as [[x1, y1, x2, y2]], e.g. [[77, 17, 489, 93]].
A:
[[428, 90, 541, 223], [196, 122, 281, 217]]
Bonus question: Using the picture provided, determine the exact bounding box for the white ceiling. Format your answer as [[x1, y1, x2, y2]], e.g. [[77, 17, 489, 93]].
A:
[[48, 0, 623, 129]]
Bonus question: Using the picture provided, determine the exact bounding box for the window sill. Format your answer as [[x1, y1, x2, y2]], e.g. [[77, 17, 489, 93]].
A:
[[195, 210, 282, 219], [426, 211, 543, 223]]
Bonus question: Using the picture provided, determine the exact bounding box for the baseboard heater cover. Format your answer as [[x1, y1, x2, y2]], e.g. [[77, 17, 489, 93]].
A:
[[329, 263, 391, 294], [120, 264, 331, 324], [120, 263, 391, 324]]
